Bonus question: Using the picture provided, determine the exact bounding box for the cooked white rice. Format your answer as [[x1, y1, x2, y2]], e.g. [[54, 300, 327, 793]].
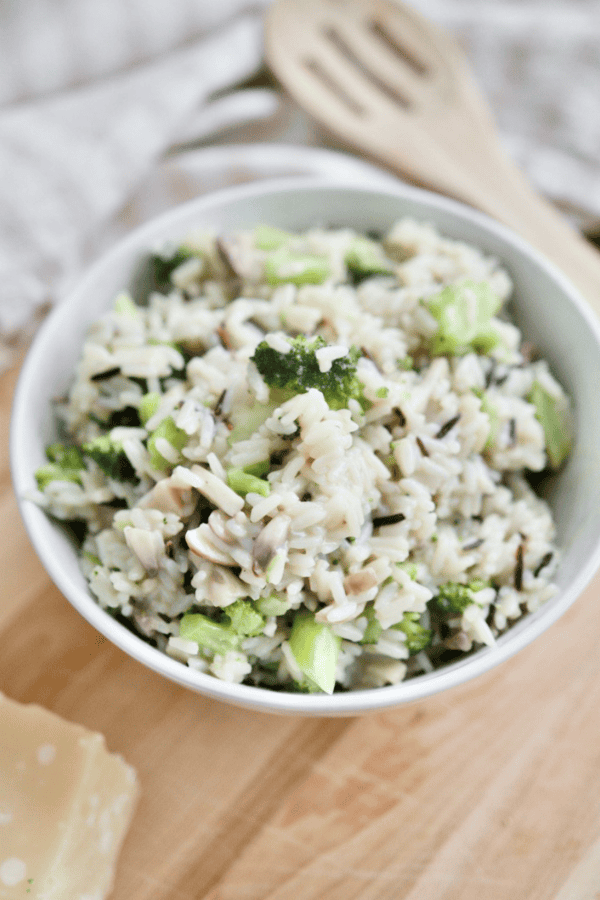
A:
[[33, 218, 570, 693]]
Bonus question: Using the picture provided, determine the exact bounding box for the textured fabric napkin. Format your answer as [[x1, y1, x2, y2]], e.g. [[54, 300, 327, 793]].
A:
[[1, 0, 599, 368]]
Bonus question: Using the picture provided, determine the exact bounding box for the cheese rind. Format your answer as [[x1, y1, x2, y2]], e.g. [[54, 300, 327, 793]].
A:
[[0, 693, 139, 900]]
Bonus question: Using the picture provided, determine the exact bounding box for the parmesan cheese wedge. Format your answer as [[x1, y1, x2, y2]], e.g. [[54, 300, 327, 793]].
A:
[[0, 692, 139, 899]]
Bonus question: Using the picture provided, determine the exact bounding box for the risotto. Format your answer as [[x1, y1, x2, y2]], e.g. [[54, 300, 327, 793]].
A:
[[33, 218, 571, 693]]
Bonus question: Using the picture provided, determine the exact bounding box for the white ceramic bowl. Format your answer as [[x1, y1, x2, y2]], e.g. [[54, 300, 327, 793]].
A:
[[11, 178, 600, 716]]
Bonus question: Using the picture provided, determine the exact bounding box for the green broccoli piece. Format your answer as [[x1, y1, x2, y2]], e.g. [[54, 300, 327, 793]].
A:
[[138, 391, 161, 425], [226, 403, 277, 445], [226, 468, 271, 498], [255, 592, 291, 616], [251, 336, 366, 411], [481, 393, 500, 451], [288, 611, 341, 694], [180, 602, 266, 652], [35, 443, 85, 490], [396, 561, 418, 580], [528, 380, 571, 469], [45, 443, 84, 468], [147, 416, 188, 469], [131, 243, 202, 304], [223, 599, 266, 637], [179, 613, 240, 655], [360, 604, 383, 645], [83, 550, 101, 566], [393, 611, 432, 654], [83, 434, 136, 481], [471, 387, 499, 450], [148, 247, 194, 293], [434, 580, 488, 614], [254, 225, 294, 250], [264, 248, 330, 286], [345, 236, 394, 283], [427, 280, 502, 356], [113, 291, 139, 318], [243, 460, 270, 478]]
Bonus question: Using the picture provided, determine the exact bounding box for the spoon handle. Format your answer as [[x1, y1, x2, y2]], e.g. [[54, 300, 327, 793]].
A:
[[374, 107, 600, 317]]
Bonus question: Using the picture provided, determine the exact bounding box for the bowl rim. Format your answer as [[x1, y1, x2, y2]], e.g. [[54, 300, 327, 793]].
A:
[[11, 174, 600, 715]]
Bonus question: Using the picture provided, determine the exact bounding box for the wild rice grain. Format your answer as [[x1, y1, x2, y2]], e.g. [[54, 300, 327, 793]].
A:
[[416, 436, 429, 457], [90, 366, 122, 382], [372, 513, 406, 528], [515, 543, 525, 591], [534, 551, 553, 578], [436, 415, 461, 439], [393, 407, 406, 427]]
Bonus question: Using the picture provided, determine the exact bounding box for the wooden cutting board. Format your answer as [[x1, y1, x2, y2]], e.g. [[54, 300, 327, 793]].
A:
[[3, 355, 600, 900]]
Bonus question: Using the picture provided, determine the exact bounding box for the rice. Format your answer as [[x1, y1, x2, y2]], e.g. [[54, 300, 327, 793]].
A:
[[33, 218, 572, 694]]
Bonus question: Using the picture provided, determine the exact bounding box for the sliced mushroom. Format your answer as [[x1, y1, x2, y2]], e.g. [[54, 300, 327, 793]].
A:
[[132, 612, 172, 638], [217, 233, 264, 284], [205, 566, 246, 608], [205, 509, 234, 544], [136, 477, 195, 518], [172, 465, 244, 517], [344, 567, 379, 595], [252, 514, 291, 576], [444, 631, 473, 652], [186, 523, 237, 566], [124, 527, 164, 575]]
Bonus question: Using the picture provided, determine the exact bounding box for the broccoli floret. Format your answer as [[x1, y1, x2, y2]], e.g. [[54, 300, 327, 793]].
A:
[[427, 280, 502, 356], [223, 599, 265, 637], [107, 406, 141, 428], [251, 336, 366, 411], [360, 604, 383, 645], [131, 243, 201, 304], [226, 468, 271, 498], [264, 249, 330, 286], [433, 580, 488, 614], [147, 416, 188, 470], [345, 236, 394, 284], [138, 392, 161, 425], [83, 550, 101, 566], [255, 592, 291, 616], [179, 613, 240, 655], [226, 403, 276, 445], [83, 434, 137, 481], [113, 291, 139, 318], [253, 225, 294, 250], [396, 561, 418, 580], [528, 380, 571, 469], [393, 611, 432, 654], [481, 393, 500, 451], [45, 443, 84, 468], [35, 443, 85, 490], [181, 602, 265, 654], [243, 460, 270, 477], [148, 247, 194, 293]]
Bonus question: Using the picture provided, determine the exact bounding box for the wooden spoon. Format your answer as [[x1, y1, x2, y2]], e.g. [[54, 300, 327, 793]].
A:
[[264, 0, 600, 313]]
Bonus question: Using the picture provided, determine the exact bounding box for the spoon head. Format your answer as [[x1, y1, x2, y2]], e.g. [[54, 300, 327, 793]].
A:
[[264, 0, 496, 201], [265, 0, 462, 120]]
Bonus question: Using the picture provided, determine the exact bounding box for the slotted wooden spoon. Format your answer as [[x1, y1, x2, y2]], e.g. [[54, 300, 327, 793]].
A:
[[264, 0, 600, 312]]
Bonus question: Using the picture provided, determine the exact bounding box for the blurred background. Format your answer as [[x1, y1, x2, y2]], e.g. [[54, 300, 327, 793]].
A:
[[0, 0, 599, 367]]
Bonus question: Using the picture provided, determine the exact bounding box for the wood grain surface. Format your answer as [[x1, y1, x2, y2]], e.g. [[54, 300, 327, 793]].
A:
[[3, 355, 600, 900]]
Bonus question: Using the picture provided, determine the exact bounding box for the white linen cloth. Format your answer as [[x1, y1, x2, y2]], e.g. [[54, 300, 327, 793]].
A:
[[0, 0, 599, 366]]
